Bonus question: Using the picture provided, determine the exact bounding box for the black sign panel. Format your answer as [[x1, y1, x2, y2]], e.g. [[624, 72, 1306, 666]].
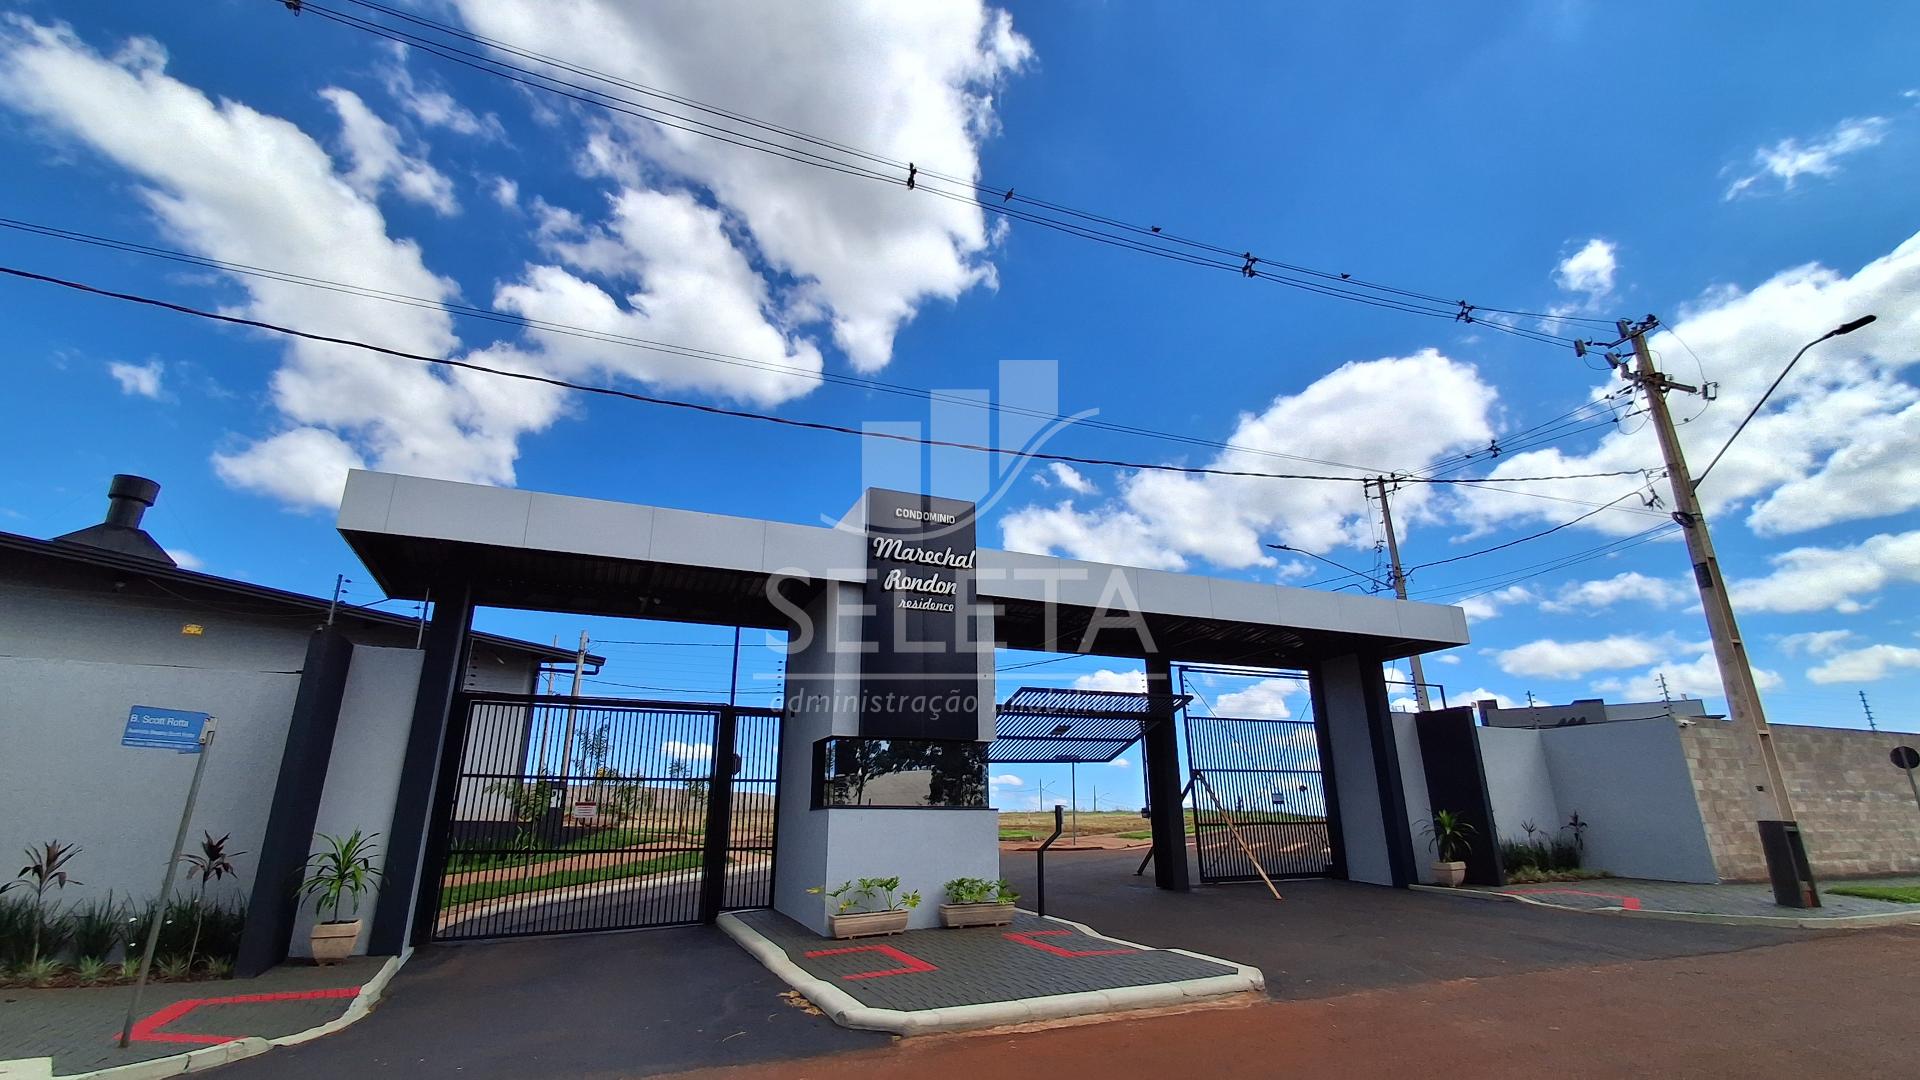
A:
[[858, 488, 982, 740]]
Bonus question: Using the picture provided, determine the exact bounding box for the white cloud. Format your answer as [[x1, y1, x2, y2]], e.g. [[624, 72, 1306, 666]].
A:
[[448, 0, 1031, 371], [1492, 635, 1673, 679], [1459, 231, 1920, 543], [1776, 629, 1856, 657], [1539, 571, 1691, 613], [107, 358, 163, 398], [1039, 462, 1095, 495], [1213, 677, 1295, 719], [662, 739, 713, 761], [1458, 585, 1537, 621], [1433, 653, 1463, 665], [1553, 238, 1617, 303], [1003, 350, 1497, 570], [1808, 644, 1920, 684], [1108, 756, 1130, 769], [988, 772, 1024, 787], [1725, 116, 1891, 200], [213, 427, 367, 508], [490, 176, 519, 209], [1594, 651, 1780, 702], [377, 41, 504, 140], [1731, 530, 1920, 614], [495, 187, 826, 406], [1072, 668, 1145, 693], [1462, 687, 1520, 709], [164, 548, 203, 570], [320, 87, 459, 215], [0, 19, 568, 509]]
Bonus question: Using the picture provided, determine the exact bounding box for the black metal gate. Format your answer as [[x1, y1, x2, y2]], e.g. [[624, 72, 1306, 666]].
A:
[[424, 693, 779, 941], [1185, 713, 1337, 882]]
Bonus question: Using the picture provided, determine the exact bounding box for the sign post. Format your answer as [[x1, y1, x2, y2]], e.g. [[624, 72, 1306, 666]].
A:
[[1892, 746, 1920, 814], [117, 707, 217, 1049]]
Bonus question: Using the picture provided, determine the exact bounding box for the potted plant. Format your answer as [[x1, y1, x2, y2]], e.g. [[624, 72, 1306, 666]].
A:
[[810, 876, 921, 939], [299, 831, 383, 964], [1420, 809, 1477, 887], [939, 877, 1019, 928]]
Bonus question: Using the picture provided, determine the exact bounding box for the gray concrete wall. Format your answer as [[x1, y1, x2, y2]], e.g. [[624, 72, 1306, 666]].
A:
[[1477, 725, 1560, 846], [1392, 712, 1438, 885], [1477, 719, 1717, 883], [292, 646, 424, 957], [1317, 655, 1392, 886], [1538, 718, 1717, 883], [0, 577, 309, 912]]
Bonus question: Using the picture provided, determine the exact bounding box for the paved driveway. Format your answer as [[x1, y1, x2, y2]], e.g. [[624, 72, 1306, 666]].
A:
[[214, 927, 884, 1080], [1001, 847, 1812, 1000]]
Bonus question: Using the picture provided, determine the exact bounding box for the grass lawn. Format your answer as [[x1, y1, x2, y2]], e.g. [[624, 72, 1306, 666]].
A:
[[997, 810, 1155, 837], [439, 851, 704, 907], [1115, 831, 1153, 840], [999, 832, 1034, 841], [447, 826, 680, 871], [1828, 884, 1920, 904]]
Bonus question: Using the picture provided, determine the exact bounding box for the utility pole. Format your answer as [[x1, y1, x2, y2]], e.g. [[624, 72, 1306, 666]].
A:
[[1657, 672, 1674, 716], [1616, 316, 1808, 904], [1859, 691, 1878, 733], [1371, 477, 1432, 711]]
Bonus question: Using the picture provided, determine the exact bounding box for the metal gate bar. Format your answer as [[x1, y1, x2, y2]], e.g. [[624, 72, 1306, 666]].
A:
[[1185, 713, 1334, 881], [428, 694, 778, 942]]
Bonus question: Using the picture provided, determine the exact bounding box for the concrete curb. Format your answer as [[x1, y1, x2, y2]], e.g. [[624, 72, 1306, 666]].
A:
[[718, 911, 1262, 1036], [33, 952, 409, 1080], [1412, 884, 1920, 929]]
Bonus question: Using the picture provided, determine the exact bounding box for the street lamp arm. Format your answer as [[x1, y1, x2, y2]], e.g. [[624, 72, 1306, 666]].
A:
[[1692, 315, 1876, 491], [1265, 543, 1394, 590]]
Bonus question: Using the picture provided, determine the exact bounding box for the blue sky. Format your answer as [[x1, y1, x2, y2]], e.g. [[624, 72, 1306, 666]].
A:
[[3, 2, 1918, 807]]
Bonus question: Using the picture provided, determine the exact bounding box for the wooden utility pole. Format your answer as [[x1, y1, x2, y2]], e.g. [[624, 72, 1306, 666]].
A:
[[1371, 478, 1432, 711], [1617, 317, 1808, 902]]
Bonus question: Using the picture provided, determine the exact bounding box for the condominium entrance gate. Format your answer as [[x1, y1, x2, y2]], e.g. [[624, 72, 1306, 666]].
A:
[[422, 693, 779, 942], [1185, 713, 1338, 882]]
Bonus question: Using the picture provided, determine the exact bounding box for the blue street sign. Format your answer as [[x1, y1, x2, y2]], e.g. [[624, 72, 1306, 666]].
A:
[[122, 706, 209, 753]]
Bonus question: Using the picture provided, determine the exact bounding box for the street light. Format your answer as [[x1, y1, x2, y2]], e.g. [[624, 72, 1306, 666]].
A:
[[1694, 315, 1877, 489]]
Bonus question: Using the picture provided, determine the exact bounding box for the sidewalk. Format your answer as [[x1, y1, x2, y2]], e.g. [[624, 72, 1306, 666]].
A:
[[0, 957, 387, 1078], [1431, 875, 1920, 926]]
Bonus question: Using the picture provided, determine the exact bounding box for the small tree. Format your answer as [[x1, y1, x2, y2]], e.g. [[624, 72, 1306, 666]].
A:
[[487, 778, 558, 849], [300, 832, 384, 925], [3, 841, 81, 963], [182, 832, 245, 970]]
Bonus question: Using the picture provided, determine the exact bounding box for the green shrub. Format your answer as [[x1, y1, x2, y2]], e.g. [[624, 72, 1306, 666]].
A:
[[1506, 867, 1609, 885], [943, 877, 1018, 905], [0, 895, 34, 968], [155, 954, 192, 980], [76, 956, 111, 984], [70, 894, 127, 961]]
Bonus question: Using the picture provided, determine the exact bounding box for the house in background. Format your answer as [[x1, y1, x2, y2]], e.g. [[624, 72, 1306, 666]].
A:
[[0, 474, 599, 967], [1477, 696, 1718, 729]]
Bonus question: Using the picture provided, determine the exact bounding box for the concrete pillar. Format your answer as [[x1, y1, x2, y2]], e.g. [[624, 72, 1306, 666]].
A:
[[1143, 654, 1190, 891], [369, 584, 472, 954], [1312, 653, 1415, 887]]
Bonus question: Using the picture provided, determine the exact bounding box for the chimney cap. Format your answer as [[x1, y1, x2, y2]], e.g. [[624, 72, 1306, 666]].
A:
[[109, 474, 161, 508]]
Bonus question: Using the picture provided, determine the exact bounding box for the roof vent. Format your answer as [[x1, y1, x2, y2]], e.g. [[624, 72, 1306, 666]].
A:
[[52, 473, 177, 566]]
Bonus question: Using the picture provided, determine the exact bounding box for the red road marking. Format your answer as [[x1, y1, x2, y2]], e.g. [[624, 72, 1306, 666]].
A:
[[1508, 887, 1644, 911], [124, 987, 361, 1045], [1004, 929, 1137, 957], [802, 944, 938, 981]]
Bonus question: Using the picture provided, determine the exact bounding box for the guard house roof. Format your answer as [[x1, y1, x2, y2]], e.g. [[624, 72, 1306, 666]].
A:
[[337, 471, 1469, 669]]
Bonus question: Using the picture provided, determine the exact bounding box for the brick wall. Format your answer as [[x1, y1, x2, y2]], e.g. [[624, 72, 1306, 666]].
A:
[[1680, 722, 1920, 881]]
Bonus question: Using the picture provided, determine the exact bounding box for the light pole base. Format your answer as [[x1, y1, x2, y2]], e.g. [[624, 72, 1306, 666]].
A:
[[1757, 820, 1821, 909]]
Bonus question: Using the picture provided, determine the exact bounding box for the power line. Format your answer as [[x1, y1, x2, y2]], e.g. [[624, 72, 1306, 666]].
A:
[[0, 216, 1479, 483], [1413, 523, 1681, 603], [1402, 487, 1652, 574], [0, 264, 1649, 489], [282, 0, 1606, 344]]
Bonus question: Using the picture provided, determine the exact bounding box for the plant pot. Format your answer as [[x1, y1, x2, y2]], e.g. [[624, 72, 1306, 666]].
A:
[[939, 902, 1016, 928], [826, 909, 911, 939], [310, 919, 362, 964], [1431, 860, 1467, 887]]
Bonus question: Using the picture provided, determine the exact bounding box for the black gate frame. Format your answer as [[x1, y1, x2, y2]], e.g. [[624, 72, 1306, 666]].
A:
[[414, 692, 779, 944], [1184, 710, 1344, 883]]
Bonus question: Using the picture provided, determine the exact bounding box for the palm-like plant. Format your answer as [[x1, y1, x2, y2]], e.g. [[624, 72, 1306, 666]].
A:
[[300, 832, 384, 924], [1420, 809, 1477, 863], [2, 841, 82, 963], [183, 832, 246, 970]]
